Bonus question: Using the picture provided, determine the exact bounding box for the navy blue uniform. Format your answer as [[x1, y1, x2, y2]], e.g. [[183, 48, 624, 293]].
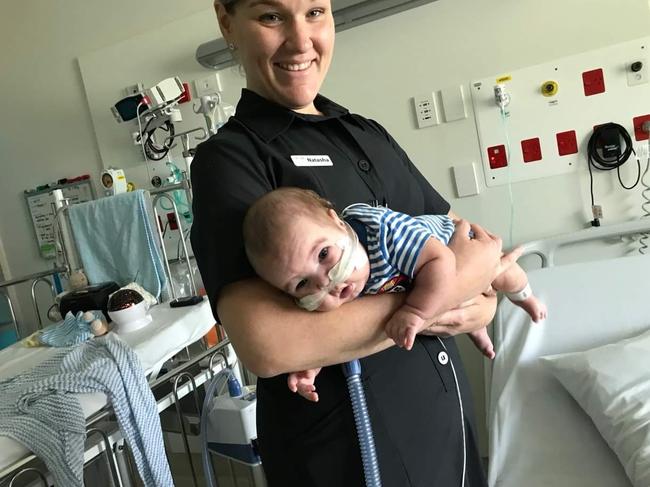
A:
[[191, 89, 487, 487]]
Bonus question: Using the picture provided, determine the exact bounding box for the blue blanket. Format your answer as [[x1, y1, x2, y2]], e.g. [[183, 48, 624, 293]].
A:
[[68, 190, 168, 300]]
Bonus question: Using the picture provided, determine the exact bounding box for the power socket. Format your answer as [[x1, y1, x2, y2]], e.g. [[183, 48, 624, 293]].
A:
[[627, 59, 649, 87], [413, 93, 440, 129], [194, 74, 223, 97]]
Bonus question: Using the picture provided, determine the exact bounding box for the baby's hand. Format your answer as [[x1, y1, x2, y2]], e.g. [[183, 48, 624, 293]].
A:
[[287, 368, 322, 402], [385, 309, 427, 351]]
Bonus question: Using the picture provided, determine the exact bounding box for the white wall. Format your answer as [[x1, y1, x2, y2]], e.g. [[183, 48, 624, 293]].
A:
[[0, 0, 210, 329], [2, 0, 650, 454]]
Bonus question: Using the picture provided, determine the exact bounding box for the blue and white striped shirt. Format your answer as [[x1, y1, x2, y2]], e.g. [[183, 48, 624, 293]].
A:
[[341, 204, 455, 295]]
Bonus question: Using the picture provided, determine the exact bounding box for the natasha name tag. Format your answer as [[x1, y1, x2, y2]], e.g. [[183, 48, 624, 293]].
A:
[[290, 155, 333, 167]]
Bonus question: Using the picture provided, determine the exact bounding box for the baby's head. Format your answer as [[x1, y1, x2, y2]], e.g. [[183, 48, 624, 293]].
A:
[[243, 188, 369, 311]]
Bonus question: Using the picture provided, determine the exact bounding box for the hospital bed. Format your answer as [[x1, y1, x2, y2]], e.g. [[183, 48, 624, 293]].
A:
[[0, 298, 225, 486], [0, 184, 242, 486], [486, 219, 650, 487]]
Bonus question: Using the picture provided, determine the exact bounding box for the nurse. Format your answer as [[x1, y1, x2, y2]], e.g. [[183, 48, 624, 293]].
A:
[[191, 0, 504, 485]]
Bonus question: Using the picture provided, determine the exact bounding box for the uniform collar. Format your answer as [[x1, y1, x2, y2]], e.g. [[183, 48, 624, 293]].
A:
[[234, 88, 350, 142]]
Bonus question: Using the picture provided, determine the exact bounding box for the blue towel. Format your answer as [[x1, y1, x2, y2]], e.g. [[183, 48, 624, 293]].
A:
[[39, 310, 104, 347], [68, 190, 168, 300]]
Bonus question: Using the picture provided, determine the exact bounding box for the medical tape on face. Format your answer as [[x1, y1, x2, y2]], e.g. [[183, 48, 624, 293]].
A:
[[297, 223, 364, 311]]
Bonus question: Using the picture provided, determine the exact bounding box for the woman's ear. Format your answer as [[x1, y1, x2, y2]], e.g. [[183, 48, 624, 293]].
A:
[[214, 1, 233, 39]]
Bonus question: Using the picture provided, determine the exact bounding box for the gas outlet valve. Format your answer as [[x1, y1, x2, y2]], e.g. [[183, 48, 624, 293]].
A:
[[541, 80, 559, 97]]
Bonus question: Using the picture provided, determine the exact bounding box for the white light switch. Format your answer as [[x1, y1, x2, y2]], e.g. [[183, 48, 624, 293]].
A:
[[413, 93, 440, 128], [441, 85, 468, 122], [452, 163, 480, 197]]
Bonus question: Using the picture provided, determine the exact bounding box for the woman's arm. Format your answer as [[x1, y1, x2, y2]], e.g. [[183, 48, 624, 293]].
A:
[[218, 278, 401, 377]]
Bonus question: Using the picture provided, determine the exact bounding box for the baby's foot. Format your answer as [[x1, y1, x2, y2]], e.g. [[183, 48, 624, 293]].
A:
[[468, 330, 496, 360], [516, 295, 547, 322]]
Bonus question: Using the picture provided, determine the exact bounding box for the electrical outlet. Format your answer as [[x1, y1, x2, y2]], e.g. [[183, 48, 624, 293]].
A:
[[413, 93, 440, 129], [194, 74, 223, 97], [124, 83, 144, 96], [627, 59, 649, 87]]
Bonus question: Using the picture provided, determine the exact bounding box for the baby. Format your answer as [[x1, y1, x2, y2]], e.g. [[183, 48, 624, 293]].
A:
[[243, 188, 546, 402]]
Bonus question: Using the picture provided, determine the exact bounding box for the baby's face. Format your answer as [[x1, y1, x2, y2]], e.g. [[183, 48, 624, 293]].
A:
[[262, 210, 369, 311]]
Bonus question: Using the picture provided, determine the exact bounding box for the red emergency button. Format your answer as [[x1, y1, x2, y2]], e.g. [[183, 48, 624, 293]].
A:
[[487, 145, 507, 169], [582, 68, 606, 96], [556, 130, 578, 156], [521, 137, 542, 163]]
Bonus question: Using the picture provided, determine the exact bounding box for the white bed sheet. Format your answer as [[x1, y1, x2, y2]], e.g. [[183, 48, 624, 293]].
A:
[[488, 253, 650, 487], [0, 298, 215, 475]]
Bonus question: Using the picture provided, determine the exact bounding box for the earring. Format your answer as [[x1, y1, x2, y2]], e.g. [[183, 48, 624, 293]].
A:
[[228, 42, 236, 51]]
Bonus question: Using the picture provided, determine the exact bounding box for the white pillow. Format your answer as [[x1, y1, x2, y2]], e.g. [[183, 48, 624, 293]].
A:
[[540, 328, 650, 487]]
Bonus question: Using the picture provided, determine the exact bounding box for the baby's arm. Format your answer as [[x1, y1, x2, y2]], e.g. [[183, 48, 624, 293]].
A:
[[385, 238, 464, 349]]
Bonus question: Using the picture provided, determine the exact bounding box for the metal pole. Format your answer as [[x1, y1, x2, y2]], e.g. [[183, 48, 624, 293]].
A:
[[30, 277, 55, 329], [86, 428, 124, 487], [8, 468, 49, 487], [151, 204, 177, 300], [0, 289, 20, 340], [172, 371, 202, 487], [0, 267, 66, 289], [52, 190, 81, 272], [153, 193, 196, 296]]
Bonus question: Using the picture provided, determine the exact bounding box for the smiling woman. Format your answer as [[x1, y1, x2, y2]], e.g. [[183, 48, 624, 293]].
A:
[[215, 0, 335, 113], [190, 0, 503, 485]]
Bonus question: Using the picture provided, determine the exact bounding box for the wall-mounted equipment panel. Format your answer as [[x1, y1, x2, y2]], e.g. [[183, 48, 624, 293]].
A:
[[471, 37, 650, 187]]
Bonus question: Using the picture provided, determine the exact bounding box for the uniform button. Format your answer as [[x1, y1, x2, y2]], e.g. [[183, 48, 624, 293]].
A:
[[437, 351, 449, 365], [357, 159, 371, 171]]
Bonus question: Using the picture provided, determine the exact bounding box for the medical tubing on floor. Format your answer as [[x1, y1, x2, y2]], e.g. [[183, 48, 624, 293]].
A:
[[342, 359, 382, 487], [200, 368, 237, 487]]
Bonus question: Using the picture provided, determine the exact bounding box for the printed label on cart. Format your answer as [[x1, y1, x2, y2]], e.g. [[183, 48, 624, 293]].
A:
[[291, 155, 333, 167]]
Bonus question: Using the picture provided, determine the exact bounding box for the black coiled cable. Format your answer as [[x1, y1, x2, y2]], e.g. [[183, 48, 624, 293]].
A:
[[587, 122, 641, 204]]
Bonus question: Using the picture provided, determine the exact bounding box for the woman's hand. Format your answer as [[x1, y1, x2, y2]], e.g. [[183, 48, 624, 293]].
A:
[[447, 220, 503, 297], [418, 292, 497, 337]]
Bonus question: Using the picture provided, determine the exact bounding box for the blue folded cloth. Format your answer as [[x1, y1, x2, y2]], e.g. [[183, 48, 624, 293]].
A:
[[68, 190, 168, 300], [39, 310, 104, 347]]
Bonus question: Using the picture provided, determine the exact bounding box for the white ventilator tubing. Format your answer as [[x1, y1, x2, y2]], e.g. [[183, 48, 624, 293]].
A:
[[297, 223, 366, 311]]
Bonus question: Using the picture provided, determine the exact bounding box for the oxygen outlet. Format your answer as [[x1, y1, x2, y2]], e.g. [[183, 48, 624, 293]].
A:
[[541, 80, 559, 97]]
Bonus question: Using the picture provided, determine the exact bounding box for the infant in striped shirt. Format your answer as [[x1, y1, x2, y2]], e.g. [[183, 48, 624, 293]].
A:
[[243, 187, 546, 402]]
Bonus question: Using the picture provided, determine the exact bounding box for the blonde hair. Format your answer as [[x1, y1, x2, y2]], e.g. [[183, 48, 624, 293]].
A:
[[243, 188, 336, 273]]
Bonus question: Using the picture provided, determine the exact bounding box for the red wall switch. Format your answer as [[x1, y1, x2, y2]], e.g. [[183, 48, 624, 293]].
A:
[[582, 68, 606, 96], [487, 145, 508, 169], [521, 138, 542, 163], [167, 212, 179, 230], [633, 114, 650, 141], [178, 82, 192, 104], [556, 130, 579, 156]]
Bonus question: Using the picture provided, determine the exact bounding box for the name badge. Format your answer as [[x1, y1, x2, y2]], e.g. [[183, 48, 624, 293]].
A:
[[291, 155, 333, 167]]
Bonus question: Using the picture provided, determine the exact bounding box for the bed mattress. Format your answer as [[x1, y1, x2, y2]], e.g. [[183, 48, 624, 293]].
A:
[[488, 253, 650, 487]]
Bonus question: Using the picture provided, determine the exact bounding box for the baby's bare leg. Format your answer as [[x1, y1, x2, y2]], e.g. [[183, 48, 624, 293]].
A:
[[492, 263, 547, 322], [468, 328, 495, 359]]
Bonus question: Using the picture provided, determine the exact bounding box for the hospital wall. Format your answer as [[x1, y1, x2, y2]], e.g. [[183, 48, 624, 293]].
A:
[[0, 0, 210, 330], [1, 0, 650, 455]]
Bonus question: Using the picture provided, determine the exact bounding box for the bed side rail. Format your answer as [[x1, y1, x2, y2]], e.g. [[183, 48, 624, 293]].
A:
[[520, 218, 650, 268]]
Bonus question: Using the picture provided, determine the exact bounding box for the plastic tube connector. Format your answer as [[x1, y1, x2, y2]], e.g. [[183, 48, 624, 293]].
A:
[[494, 84, 511, 109], [342, 359, 362, 378]]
